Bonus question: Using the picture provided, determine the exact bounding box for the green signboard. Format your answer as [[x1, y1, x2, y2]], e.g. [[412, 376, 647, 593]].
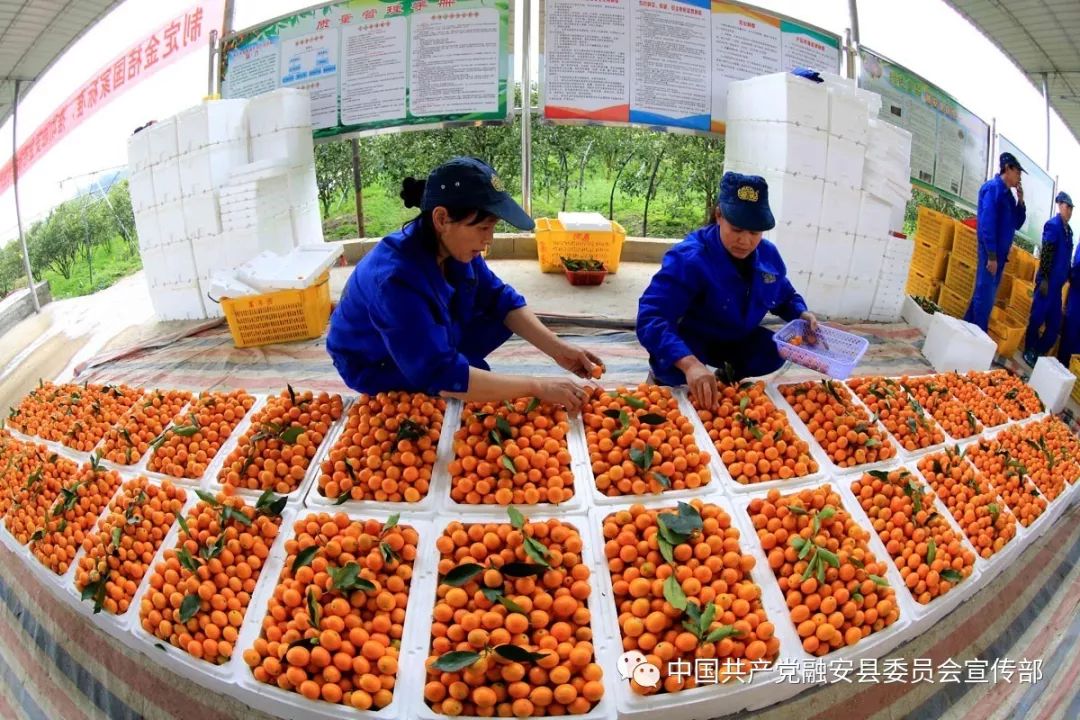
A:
[[858, 46, 990, 210], [220, 0, 513, 139]]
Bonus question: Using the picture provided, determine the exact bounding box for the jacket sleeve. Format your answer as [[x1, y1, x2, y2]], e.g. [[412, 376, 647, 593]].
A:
[[474, 260, 527, 321], [1038, 221, 1057, 283], [369, 278, 472, 395], [771, 276, 809, 321], [1013, 194, 1026, 231], [978, 184, 999, 261], [636, 245, 702, 370]]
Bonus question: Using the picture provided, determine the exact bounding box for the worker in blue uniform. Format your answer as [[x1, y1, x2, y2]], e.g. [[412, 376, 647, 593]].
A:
[[964, 152, 1027, 331], [326, 157, 602, 411], [637, 172, 820, 409], [1024, 191, 1073, 366], [1057, 242, 1080, 368]]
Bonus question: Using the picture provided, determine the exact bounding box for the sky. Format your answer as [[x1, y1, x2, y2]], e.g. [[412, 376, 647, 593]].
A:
[[2, 0, 1078, 246]]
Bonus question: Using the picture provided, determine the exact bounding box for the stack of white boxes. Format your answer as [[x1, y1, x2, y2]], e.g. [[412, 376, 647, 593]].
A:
[[725, 72, 914, 322], [127, 89, 323, 321]]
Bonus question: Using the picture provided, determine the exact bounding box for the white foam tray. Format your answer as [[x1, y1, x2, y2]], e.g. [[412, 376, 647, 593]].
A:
[[675, 388, 828, 497], [303, 399, 461, 517]]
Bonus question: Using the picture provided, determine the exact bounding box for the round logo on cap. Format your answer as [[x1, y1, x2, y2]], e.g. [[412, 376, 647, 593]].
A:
[[491, 173, 506, 193], [737, 185, 759, 202]]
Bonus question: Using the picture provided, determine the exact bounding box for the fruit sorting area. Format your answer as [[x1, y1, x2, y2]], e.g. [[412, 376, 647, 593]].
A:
[[0, 370, 1077, 720]]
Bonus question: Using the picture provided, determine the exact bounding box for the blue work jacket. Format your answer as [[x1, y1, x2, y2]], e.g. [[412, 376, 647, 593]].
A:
[[637, 223, 807, 375], [976, 175, 1026, 261], [1037, 214, 1073, 290], [326, 223, 526, 395]]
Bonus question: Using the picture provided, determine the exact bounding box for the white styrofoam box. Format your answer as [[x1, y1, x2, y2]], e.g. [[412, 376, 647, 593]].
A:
[[127, 129, 153, 173], [725, 120, 827, 178], [133, 208, 161, 252], [191, 231, 260, 276], [287, 166, 319, 208], [868, 118, 914, 164], [149, 279, 207, 321], [923, 313, 996, 372], [836, 278, 878, 320], [827, 86, 870, 143], [182, 191, 221, 239], [726, 72, 829, 128], [159, 238, 200, 285], [789, 269, 812, 296], [155, 199, 187, 246], [820, 72, 856, 96], [886, 233, 915, 264], [857, 191, 893, 238], [805, 274, 846, 317], [826, 134, 866, 189], [1028, 356, 1074, 413], [811, 230, 855, 281], [227, 158, 292, 184], [768, 225, 817, 275], [177, 99, 249, 153], [128, 168, 156, 213], [249, 127, 315, 168], [856, 88, 883, 116], [819, 182, 861, 235], [761, 170, 825, 230], [140, 245, 167, 288], [847, 234, 887, 283], [178, 140, 248, 195], [236, 245, 342, 291], [889, 201, 906, 233], [151, 160, 183, 205], [199, 279, 225, 319], [244, 88, 312, 137], [902, 294, 934, 333], [864, 154, 910, 186], [147, 118, 179, 164], [290, 201, 324, 245]]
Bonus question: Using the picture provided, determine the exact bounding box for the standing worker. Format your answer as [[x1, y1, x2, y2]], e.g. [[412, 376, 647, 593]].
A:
[[326, 157, 603, 410], [964, 152, 1026, 331], [1057, 242, 1080, 369], [1024, 192, 1073, 366], [637, 172, 821, 409]]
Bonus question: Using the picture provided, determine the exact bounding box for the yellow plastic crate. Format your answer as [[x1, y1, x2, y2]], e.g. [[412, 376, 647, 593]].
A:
[[945, 255, 977, 295], [951, 222, 978, 266], [221, 271, 332, 348], [996, 274, 1014, 305], [989, 308, 1025, 357], [1070, 355, 1080, 404], [938, 284, 969, 318], [906, 268, 941, 299], [536, 217, 626, 273], [915, 206, 954, 249], [1010, 247, 1037, 282], [1010, 278, 1035, 317], [911, 238, 949, 279]]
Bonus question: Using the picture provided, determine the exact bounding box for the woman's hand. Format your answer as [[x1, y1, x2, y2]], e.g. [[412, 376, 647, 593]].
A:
[[801, 311, 821, 345], [677, 356, 717, 410], [549, 340, 604, 379], [533, 377, 587, 412]]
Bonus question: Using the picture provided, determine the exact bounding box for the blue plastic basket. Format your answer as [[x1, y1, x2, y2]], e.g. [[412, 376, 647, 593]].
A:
[[773, 319, 868, 379]]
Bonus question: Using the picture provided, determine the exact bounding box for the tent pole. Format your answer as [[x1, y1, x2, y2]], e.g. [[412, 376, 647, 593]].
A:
[[12, 78, 40, 313]]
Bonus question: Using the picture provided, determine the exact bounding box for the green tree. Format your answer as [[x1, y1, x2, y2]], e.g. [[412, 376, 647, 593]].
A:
[[0, 242, 25, 297], [315, 141, 354, 217]]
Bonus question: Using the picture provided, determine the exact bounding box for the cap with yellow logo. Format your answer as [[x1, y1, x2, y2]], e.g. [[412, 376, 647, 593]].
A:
[[421, 156, 534, 230], [718, 171, 775, 232]]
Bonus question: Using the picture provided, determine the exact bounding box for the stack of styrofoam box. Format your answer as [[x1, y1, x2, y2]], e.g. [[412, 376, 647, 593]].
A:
[[245, 89, 323, 246], [869, 233, 915, 321], [127, 118, 208, 320], [725, 71, 914, 321], [176, 100, 249, 318], [219, 161, 296, 264]]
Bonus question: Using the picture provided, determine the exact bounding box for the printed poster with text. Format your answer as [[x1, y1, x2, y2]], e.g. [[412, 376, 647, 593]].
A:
[[221, 0, 512, 138], [998, 136, 1055, 246], [542, 0, 840, 134], [858, 47, 990, 209]]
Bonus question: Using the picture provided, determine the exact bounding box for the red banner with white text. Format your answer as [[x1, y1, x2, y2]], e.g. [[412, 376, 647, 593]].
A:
[[0, 0, 224, 194]]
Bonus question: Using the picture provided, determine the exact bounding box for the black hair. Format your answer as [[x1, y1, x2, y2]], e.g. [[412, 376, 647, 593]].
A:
[[399, 176, 498, 253]]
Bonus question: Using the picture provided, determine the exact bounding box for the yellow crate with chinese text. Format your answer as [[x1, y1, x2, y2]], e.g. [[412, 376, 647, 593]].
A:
[[536, 217, 626, 273], [220, 271, 331, 348]]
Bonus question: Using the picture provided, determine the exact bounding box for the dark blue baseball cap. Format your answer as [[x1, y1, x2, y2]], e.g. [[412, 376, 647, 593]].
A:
[[1056, 191, 1073, 208], [421, 157, 534, 231], [999, 152, 1026, 173], [717, 172, 775, 232]]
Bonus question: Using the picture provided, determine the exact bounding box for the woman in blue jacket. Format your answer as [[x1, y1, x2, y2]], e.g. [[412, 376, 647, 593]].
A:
[[1024, 191, 1073, 366], [326, 157, 602, 411], [637, 172, 820, 409], [1057, 242, 1080, 368]]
